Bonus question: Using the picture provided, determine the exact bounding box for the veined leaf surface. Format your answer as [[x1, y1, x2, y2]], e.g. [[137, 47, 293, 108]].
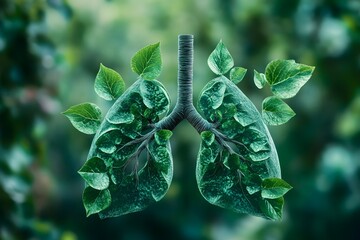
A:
[[82, 78, 172, 218], [197, 76, 289, 220]]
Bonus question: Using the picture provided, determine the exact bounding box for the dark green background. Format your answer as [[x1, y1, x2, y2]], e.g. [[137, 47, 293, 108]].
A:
[[1, 0, 359, 239]]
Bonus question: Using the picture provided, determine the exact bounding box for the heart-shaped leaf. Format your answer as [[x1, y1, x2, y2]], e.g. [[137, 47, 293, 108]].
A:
[[140, 79, 170, 116], [155, 129, 173, 145], [199, 79, 226, 114], [234, 111, 257, 127], [95, 128, 122, 154], [259, 196, 284, 220], [230, 67, 247, 84], [201, 131, 215, 146], [83, 187, 111, 217], [261, 178, 292, 199], [94, 64, 125, 101], [254, 70, 266, 89], [262, 96, 296, 126], [105, 83, 143, 125], [131, 43, 162, 80], [63, 102, 102, 134], [78, 157, 109, 190], [265, 59, 315, 99], [208, 40, 234, 75]]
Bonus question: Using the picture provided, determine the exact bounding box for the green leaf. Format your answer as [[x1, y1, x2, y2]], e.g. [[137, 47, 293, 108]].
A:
[[241, 127, 269, 153], [230, 67, 247, 84], [259, 197, 284, 220], [243, 174, 262, 195], [201, 131, 215, 146], [223, 154, 241, 170], [208, 40, 234, 75], [262, 96, 296, 126], [62, 103, 102, 134], [234, 111, 257, 127], [148, 142, 173, 186], [199, 79, 226, 113], [218, 120, 244, 139], [140, 80, 170, 116], [96, 129, 122, 154], [107, 111, 134, 125], [218, 102, 237, 120], [78, 157, 109, 190], [155, 129, 173, 145], [120, 119, 142, 139], [83, 187, 111, 217], [131, 42, 162, 80], [112, 143, 141, 167], [254, 70, 266, 89], [265, 59, 315, 99], [105, 82, 141, 125], [94, 64, 125, 101], [261, 178, 292, 199]]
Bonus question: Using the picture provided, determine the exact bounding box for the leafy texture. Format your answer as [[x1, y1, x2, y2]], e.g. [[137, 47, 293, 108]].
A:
[[199, 79, 226, 111], [140, 80, 170, 116], [131, 43, 162, 80], [97, 132, 173, 218], [197, 76, 285, 220], [208, 40, 234, 75], [78, 157, 109, 190], [234, 111, 257, 127], [82, 78, 172, 218], [94, 63, 125, 100], [83, 187, 111, 217], [265, 59, 315, 99], [262, 96, 296, 126], [95, 128, 122, 154], [254, 70, 266, 89], [63, 103, 102, 134], [230, 67, 247, 84], [201, 131, 215, 146]]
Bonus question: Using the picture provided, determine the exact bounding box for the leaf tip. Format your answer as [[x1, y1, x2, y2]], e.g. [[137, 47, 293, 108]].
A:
[[208, 40, 234, 75], [131, 42, 162, 80], [85, 210, 92, 217]]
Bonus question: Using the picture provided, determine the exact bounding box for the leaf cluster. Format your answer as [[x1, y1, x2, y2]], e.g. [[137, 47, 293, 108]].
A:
[[208, 40, 314, 126], [255, 60, 315, 125]]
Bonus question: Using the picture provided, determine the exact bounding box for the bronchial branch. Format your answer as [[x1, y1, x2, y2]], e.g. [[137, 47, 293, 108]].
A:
[[156, 34, 212, 132]]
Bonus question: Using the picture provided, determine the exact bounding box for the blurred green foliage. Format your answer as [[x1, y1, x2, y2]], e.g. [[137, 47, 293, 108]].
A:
[[1, 0, 360, 239]]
